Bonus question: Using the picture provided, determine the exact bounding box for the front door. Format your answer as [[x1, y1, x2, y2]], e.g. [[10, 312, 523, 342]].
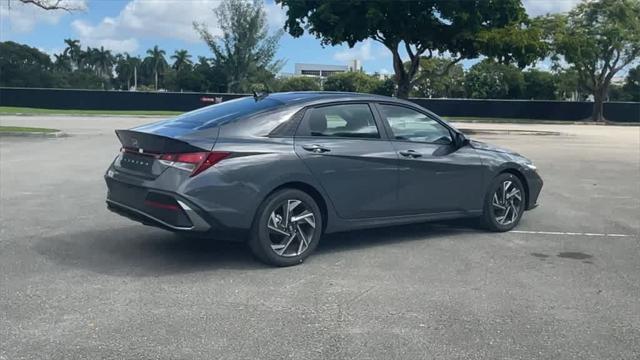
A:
[[294, 103, 398, 219], [375, 103, 484, 214]]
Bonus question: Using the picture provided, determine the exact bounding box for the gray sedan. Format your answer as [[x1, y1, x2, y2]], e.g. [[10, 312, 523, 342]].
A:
[[105, 92, 543, 266]]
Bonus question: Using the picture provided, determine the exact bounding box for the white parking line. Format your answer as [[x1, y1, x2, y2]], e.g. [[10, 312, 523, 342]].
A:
[[511, 230, 633, 237]]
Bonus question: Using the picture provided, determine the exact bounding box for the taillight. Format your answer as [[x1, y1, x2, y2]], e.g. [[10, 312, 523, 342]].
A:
[[158, 151, 231, 177]]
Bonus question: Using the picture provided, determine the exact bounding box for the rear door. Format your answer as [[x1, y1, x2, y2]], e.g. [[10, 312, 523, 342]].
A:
[[374, 102, 484, 214], [294, 102, 398, 219]]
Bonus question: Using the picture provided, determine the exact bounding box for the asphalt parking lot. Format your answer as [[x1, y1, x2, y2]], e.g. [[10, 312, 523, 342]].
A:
[[1, 116, 639, 359]]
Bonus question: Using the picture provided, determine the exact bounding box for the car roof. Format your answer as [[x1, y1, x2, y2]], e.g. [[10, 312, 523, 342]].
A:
[[263, 91, 412, 106]]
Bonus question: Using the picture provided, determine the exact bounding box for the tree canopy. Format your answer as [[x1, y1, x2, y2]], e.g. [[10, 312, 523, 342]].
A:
[[321, 71, 393, 95], [523, 69, 557, 100], [194, 0, 284, 93], [465, 59, 524, 99], [278, 76, 321, 92], [542, 0, 640, 120], [412, 58, 465, 98], [622, 65, 640, 102], [276, 0, 545, 98]]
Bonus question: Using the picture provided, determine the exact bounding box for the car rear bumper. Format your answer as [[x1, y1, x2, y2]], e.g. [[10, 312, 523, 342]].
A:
[[106, 198, 210, 232], [105, 175, 211, 231], [105, 165, 251, 240]]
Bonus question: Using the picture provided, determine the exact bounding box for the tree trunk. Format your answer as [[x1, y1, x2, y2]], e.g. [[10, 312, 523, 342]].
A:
[[396, 80, 412, 99], [155, 71, 158, 91], [388, 43, 410, 99], [392, 53, 413, 99], [591, 87, 606, 122]]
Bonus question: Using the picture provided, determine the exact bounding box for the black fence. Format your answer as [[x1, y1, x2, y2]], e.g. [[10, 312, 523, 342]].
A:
[[1, 87, 638, 122], [0, 87, 246, 112], [411, 98, 640, 123]]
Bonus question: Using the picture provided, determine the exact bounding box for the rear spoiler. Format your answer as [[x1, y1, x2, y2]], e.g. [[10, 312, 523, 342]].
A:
[[115, 130, 207, 154]]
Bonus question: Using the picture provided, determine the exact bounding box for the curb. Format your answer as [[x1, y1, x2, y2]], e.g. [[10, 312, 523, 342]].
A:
[[458, 128, 563, 136], [0, 131, 67, 138], [1, 113, 173, 118], [449, 119, 639, 126]]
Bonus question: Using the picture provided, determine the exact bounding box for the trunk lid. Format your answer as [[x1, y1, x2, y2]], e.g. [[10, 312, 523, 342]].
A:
[[113, 126, 220, 179]]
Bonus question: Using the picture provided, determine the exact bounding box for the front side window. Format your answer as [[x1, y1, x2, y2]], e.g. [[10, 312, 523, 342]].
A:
[[299, 104, 380, 139], [378, 104, 452, 144]]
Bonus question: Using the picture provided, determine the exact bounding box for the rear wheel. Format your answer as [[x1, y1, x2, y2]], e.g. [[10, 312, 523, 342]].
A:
[[481, 173, 526, 232], [248, 189, 322, 266]]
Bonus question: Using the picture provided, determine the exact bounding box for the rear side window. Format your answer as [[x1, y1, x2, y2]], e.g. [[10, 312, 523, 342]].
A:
[[298, 104, 380, 139], [136, 96, 284, 132]]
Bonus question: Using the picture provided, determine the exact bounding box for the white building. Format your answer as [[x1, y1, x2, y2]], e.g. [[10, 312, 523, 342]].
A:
[[348, 59, 362, 72], [294, 63, 349, 78]]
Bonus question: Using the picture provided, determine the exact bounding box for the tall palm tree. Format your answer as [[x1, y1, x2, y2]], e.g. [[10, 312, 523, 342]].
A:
[[82, 46, 97, 72], [145, 45, 167, 90], [53, 53, 72, 72], [94, 46, 114, 78], [115, 53, 141, 90], [171, 49, 192, 71], [63, 38, 81, 69]]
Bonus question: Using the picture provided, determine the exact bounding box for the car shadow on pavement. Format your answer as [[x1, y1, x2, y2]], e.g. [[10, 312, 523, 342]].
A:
[[34, 219, 483, 277], [34, 226, 261, 277], [317, 219, 482, 256]]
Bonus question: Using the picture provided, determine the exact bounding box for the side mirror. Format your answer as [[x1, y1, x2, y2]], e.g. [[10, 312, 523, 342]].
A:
[[453, 132, 467, 148]]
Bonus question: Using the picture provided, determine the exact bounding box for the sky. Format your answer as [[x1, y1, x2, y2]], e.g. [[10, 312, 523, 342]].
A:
[[0, 0, 582, 74]]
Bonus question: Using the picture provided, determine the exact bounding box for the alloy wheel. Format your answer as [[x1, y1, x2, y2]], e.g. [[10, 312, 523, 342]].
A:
[[267, 199, 316, 257], [492, 180, 523, 226]]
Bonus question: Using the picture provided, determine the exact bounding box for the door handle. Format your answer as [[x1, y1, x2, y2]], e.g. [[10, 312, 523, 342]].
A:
[[399, 150, 422, 158], [302, 144, 331, 153]]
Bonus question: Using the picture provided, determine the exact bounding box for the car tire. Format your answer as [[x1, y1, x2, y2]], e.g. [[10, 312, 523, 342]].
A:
[[481, 173, 526, 232], [248, 188, 323, 267]]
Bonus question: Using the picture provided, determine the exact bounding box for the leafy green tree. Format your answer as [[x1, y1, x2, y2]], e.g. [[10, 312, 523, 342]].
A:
[[194, 0, 284, 93], [171, 49, 193, 71], [73, 46, 113, 89], [81, 46, 96, 72], [0, 41, 56, 87], [412, 57, 465, 98], [93, 46, 114, 79], [465, 59, 525, 99], [622, 65, 640, 102], [278, 76, 321, 91], [554, 69, 588, 100], [145, 45, 168, 90], [115, 53, 141, 90], [276, 0, 545, 99], [371, 77, 395, 96], [54, 71, 104, 90], [189, 56, 227, 92], [542, 0, 640, 121], [523, 69, 557, 100], [607, 84, 630, 101], [53, 53, 72, 72], [323, 72, 381, 93]]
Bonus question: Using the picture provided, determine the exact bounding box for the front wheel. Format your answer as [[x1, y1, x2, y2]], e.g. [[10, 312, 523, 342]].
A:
[[248, 189, 323, 266], [481, 173, 526, 232]]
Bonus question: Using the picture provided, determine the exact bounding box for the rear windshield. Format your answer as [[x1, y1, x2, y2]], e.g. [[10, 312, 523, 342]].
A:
[[136, 96, 284, 132]]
